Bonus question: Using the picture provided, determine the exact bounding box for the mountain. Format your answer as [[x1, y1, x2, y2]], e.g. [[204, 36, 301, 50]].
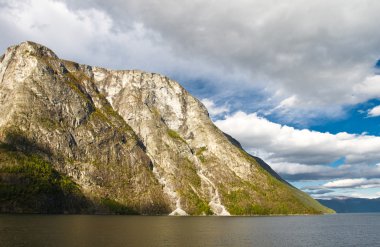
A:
[[0, 41, 333, 215], [318, 198, 380, 213]]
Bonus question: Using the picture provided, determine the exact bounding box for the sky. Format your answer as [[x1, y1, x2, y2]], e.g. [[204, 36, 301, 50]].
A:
[[1, 0, 380, 199]]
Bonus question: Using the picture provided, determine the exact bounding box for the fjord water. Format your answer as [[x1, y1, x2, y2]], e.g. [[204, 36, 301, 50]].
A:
[[1, 214, 379, 247]]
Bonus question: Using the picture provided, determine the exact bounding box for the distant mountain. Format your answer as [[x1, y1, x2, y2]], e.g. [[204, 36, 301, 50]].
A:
[[318, 198, 380, 213], [0, 41, 333, 215]]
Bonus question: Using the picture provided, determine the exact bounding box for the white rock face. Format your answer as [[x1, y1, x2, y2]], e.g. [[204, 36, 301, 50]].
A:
[[90, 66, 266, 215], [92, 68, 249, 215]]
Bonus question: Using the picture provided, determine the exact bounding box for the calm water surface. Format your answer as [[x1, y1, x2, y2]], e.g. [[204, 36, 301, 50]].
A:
[[1, 213, 379, 247]]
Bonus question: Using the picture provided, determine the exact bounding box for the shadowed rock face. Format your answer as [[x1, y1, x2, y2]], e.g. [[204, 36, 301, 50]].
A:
[[0, 41, 334, 215]]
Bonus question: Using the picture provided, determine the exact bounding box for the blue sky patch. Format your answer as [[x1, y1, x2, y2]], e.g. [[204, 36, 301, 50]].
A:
[[328, 157, 346, 168], [310, 99, 380, 135]]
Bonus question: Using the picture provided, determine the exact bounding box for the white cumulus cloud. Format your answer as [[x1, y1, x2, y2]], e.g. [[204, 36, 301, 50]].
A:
[[323, 178, 380, 189], [368, 105, 380, 117], [59, 0, 380, 122], [215, 111, 380, 180]]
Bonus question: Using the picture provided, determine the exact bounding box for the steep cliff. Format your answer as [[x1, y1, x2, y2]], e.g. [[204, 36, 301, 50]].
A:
[[0, 42, 333, 215]]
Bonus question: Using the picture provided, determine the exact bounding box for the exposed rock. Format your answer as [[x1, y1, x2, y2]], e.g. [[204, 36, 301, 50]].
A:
[[0, 41, 334, 215]]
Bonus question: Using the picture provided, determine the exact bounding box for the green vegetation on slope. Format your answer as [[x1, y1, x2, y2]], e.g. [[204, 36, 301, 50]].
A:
[[219, 148, 335, 215], [100, 198, 138, 215], [167, 129, 186, 143], [182, 189, 213, 215], [196, 146, 207, 163], [175, 157, 213, 215], [0, 143, 89, 213], [0, 142, 146, 214]]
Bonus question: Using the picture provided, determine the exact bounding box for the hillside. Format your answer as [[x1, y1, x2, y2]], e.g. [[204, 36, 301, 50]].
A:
[[0, 41, 333, 215]]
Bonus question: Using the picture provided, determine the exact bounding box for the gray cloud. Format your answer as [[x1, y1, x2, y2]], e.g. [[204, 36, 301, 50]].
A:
[[274, 163, 380, 182], [60, 0, 380, 123], [0, 0, 242, 85]]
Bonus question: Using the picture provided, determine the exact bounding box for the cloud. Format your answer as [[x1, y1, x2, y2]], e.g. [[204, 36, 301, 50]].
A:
[[302, 179, 380, 199], [307, 189, 335, 195], [354, 75, 380, 99], [271, 162, 380, 181], [57, 0, 380, 123], [215, 112, 380, 165], [368, 105, 380, 117], [0, 0, 245, 87], [0, 0, 115, 64], [201, 98, 229, 118], [345, 193, 380, 199], [323, 178, 380, 189], [276, 95, 299, 109], [314, 194, 379, 200], [215, 111, 380, 180]]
